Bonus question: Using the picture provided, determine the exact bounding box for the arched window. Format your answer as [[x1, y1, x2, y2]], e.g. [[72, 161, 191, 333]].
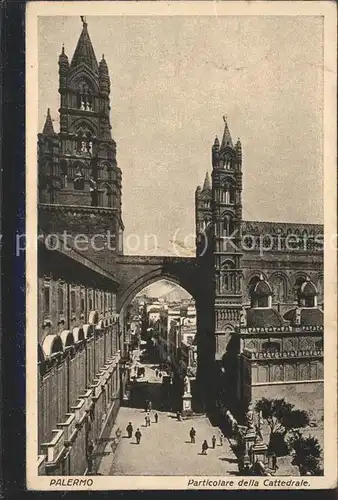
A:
[[80, 289, 86, 315], [73, 162, 85, 190], [224, 157, 232, 170], [249, 276, 271, 308], [71, 289, 76, 313], [58, 284, 64, 315], [224, 215, 235, 236], [88, 290, 94, 311], [76, 128, 93, 156], [44, 284, 51, 316], [77, 81, 94, 111]]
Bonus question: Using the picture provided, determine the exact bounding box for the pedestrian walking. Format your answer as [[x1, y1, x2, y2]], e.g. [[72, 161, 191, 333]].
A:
[[144, 400, 148, 412], [189, 427, 196, 443], [148, 401, 152, 412], [154, 412, 158, 423], [202, 440, 208, 455], [135, 428, 142, 444], [219, 433, 223, 446], [126, 422, 133, 438], [159, 372, 162, 378], [155, 369, 159, 377], [212, 435, 216, 449]]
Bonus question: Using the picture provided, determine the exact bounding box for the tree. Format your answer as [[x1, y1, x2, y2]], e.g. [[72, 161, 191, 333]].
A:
[[288, 431, 323, 475], [255, 398, 310, 456]]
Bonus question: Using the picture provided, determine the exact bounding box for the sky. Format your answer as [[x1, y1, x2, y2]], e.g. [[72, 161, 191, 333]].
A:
[[135, 279, 192, 300], [38, 15, 323, 256]]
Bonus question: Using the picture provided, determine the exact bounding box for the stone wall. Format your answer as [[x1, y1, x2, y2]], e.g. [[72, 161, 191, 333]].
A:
[[251, 381, 324, 420]]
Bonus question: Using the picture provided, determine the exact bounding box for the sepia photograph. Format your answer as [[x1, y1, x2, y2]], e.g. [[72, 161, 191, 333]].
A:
[[26, 1, 337, 490]]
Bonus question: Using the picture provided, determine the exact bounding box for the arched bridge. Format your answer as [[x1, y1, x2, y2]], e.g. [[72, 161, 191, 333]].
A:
[[115, 255, 199, 312]]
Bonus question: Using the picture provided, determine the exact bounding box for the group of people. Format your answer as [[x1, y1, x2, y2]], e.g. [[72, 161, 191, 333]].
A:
[[125, 400, 159, 445], [189, 427, 224, 455]]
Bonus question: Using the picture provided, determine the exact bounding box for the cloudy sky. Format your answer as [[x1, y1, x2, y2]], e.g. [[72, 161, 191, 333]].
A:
[[38, 15, 323, 256]]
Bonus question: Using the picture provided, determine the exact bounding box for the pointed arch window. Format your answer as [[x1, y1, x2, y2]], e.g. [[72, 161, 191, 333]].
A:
[[77, 82, 94, 111], [224, 215, 235, 236], [223, 182, 235, 204], [76, 129, 93, 156], [73, 162, 85, 190], [88, 290, 94, 312], [224, 157, 232, 170]]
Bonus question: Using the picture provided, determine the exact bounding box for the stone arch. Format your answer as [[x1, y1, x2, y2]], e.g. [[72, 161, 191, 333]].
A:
[[292, 273, 310, 301], [42, 334, 63, 357], [246, 270, 268, 285], [96, 319, 104, 333], [118, 271, 197, 314], [83, 324, 94, 339], [222, 259, 235, 269], [73, 327, 85, 343], [68, 66, 100, 93], [71, 117, 98, 138], [88, 310, 99, 325], [61, 329, 75, 349]]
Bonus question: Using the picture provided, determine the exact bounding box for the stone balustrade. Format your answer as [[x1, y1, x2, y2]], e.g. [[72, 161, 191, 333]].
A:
[[242, 348, 323, 360]]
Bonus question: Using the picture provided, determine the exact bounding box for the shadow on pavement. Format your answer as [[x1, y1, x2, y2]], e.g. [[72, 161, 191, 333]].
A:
[[219, 457, 238, 463]]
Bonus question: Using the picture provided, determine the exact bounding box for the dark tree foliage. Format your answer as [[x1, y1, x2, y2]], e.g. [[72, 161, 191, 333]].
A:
[[255, 398, 310, 456]]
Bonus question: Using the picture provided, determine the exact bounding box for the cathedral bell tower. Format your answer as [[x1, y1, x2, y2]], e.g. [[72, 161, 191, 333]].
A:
[[211, 116, 243, 359], [38, 17, 124, 254]]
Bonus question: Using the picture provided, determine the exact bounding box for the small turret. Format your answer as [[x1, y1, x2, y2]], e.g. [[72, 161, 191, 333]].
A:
[[212, 136, 220, 168], [42, 108, 56, 136], [99, 54, 110, 94], [235, 137, 242, 161], [58, 45, 69, 70]]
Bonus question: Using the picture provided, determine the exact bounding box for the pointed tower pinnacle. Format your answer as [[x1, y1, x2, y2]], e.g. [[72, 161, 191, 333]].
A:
[[220, 115, 233, 149], [42, 108, 56, 136], [70, 17, 99, 73], [202, 172, 211, 191]]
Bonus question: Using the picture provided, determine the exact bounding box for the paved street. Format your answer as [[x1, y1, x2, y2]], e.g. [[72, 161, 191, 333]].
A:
[[98, 364, 238, 476]]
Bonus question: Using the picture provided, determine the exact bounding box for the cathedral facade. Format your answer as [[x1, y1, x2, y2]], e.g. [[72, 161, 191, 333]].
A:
[[195, 120, 323, 418]]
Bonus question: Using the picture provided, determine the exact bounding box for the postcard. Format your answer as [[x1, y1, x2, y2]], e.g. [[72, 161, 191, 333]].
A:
[[25, 1, 337, 490]]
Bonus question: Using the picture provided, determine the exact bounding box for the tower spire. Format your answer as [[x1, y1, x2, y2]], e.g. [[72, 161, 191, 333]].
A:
[[70, 17, 99, 73], [42, 108, 56, 136], [220, 115, 233, 149]]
